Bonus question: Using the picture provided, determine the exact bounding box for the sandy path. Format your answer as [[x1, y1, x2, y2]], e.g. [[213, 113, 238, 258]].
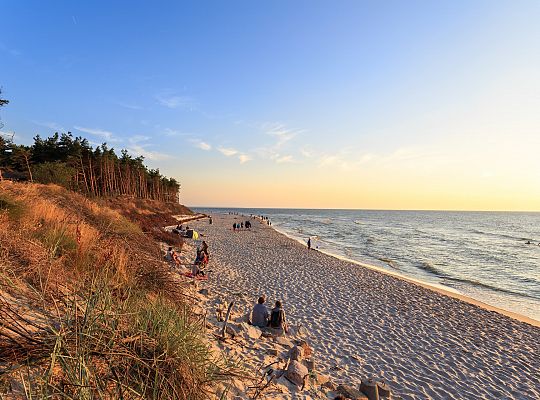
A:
[[190, 214, 539, 399]]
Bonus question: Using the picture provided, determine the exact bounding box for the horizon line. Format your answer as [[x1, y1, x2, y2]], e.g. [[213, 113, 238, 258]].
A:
[[187, 205, 540, 213]]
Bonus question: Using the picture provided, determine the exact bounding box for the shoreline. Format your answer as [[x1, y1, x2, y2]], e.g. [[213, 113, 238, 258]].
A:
[[189, 214, 540, 399], [270, 223, 540, 328]]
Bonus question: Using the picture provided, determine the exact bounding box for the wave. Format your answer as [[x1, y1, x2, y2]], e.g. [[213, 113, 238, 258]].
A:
[[417, 261, 444, 276], [354, 220, 362, 225], [378, 257, 399, 270], [470, 228, 534, 242], [416, 262, 540, 300]]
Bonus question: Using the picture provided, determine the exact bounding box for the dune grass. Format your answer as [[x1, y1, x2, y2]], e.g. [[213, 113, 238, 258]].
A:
[[0, 182, 229, 399]]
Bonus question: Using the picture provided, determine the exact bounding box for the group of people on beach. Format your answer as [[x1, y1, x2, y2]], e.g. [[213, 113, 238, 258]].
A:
[[259, 215, 272, 226], [165, 240, 210, 277], [232, 221, 251, 231], [250, 296, 288, 335]]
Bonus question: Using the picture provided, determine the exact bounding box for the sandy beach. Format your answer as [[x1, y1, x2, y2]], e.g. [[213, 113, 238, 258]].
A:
[[186, 213, 540, 399]]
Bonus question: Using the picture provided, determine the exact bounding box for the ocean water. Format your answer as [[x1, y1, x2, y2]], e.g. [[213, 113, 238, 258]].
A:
[[195, 208, 540, 322]]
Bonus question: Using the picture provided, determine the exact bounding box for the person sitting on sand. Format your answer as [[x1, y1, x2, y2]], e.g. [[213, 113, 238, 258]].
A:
[[192, 249, 208, 276], [165, 247, 180, 265], [251, 296, 269, 328], [201, 240, 209, 256], [195, 248, 208, 266], [269, 300, 288, 334]]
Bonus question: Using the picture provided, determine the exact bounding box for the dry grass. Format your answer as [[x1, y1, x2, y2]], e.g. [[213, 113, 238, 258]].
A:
[[0, 182, 228, 399], [101, 196, 188, 248]]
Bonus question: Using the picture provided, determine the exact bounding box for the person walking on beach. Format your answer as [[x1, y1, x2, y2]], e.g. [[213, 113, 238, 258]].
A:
[[307, 237, 311, 250], [270, 300, 288, 334], [251, 296, 269, 328]]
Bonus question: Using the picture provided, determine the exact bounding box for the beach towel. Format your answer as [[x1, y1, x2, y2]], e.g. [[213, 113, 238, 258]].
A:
[[182, 272, 208, 281]]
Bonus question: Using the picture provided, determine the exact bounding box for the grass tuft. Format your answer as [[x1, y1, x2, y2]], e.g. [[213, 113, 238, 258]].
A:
[[0, 182, 232, 398]]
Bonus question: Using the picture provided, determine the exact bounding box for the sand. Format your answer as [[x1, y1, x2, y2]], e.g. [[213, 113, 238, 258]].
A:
[[184, 214, 540, 399]]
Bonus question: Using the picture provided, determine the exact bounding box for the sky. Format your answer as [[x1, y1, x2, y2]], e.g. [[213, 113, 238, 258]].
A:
[[1, 1, 540, 210]]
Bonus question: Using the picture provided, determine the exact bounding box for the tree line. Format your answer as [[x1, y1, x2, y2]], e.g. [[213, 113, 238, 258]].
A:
[[0, 93, 179, 202], [0, 132, 180, 203]]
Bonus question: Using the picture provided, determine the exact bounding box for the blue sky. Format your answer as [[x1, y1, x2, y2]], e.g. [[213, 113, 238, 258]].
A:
[[1, 1, 540, 209]]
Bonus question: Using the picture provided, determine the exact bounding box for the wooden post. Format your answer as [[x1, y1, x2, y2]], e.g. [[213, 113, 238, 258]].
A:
[[220, 301, 234, 339]]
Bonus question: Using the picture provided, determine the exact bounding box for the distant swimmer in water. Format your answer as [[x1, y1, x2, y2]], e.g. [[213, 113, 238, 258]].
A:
[[526, 240, 531, 244]]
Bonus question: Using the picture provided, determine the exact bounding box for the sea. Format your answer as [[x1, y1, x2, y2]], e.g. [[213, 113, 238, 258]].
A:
[[194, 208, 540, 322]]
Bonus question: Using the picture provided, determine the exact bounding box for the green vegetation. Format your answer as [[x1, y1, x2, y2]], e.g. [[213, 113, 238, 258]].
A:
[[0, 131, 180, 203], [0, 193, 23, 220], [0, 183, 228, 398]]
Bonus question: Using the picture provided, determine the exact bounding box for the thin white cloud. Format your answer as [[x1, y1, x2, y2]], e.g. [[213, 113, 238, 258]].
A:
[[275, 155, 294, 164], [238, 154, 252, 164], [0, 130, 15, 139], [318, 154, 340, 167], [265, 123, 303, 149], [116, 101, 142, 110], [218, 147, 238, 157], [129, 135, 151, 144], [125, 135, 171, 161], [74, 126, 120, 142], [300, 147, 314, 158], [316, 151, 357, 171], [164, 128, 179, 136], [33, 121, 66, 132], [127, 144, 171, 161], [156, 93, 195, 109], [190, 139, 211, 151]]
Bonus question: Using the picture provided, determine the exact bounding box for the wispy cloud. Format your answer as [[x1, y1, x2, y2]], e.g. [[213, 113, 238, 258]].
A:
[[128, 144, 171, 161], [129, 135, 151, 143], [164, 128, 179, 136], [218, 147, 238, 157], [155, 93, 196, 110], [238, 154, 252, 164], [274, 155, 294, 164], [33, 121, 66, 132], [265, 123, 303, 149], [217, 146, 252, 164], [245, 122, 307, 164], [191, 139, 211, 151], [116, 101, 142, 110], [313, 146, 437, 171], [300, 147, 315, 158], [74, 126, 120, 142], [126, 135, 171, 161]]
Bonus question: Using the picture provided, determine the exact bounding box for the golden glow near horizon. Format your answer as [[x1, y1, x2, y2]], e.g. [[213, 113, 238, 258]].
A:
[[180, 110, 540, 211], [3, 2, 539, 211]]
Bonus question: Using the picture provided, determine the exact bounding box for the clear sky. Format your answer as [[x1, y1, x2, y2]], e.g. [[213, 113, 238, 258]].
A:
[[1, 1, 539, 210]]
